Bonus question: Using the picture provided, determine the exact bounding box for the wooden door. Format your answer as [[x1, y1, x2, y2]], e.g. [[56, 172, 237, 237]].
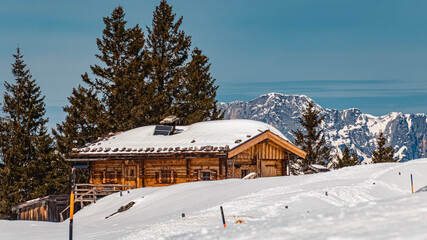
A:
[[124, 165, 137, 188], [261, 160, 277, 177]]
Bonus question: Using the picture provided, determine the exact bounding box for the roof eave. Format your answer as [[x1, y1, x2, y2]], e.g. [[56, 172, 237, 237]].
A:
[[227, 130, 307, 159]]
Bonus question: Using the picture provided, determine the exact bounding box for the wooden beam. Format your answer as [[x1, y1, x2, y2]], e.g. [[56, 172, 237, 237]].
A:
[[228, 131, 268, 158], [227, 131, 306, 159], [266, 131, 306, 158]]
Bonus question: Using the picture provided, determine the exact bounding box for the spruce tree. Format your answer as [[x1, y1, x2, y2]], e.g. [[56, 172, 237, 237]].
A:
[[57, 3, 223, 159], [292, 101, 331, 170], [334, 146, 359, 169], [0, 48, 68, 219], [174, 48, 223, 124], [55, 6, 148, 159], [85, 6, 148, 132], [53, 81, 106, 155], [145, 0, 191, 123], [372, 131, 396, 163], [53, 80, 106, 183]]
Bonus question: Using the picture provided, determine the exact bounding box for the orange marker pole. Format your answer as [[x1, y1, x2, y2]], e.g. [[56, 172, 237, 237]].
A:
[[411, 174, 414, 194], [69, 191, 74, 240], [69, 168, 76, 240], [220, 206, 226, 228]]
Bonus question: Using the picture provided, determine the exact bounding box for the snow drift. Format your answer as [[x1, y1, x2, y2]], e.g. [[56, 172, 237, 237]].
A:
[[1, 159, 427, 239]]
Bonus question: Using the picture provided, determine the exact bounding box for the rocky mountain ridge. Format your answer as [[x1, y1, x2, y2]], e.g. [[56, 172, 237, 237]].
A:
[[219, 93, 427, 162]]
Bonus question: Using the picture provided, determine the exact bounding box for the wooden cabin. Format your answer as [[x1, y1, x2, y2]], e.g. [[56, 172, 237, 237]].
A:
[[12, 195, 70, 222], [67, 119, 306, 188]]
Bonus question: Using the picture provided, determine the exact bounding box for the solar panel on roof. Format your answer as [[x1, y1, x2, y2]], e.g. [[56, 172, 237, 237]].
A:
[[153, 125, 174, 135]]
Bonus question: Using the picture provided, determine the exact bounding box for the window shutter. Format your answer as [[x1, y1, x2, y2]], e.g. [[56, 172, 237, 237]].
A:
[[103, 170, 106, 184], [171, 170, 174, 183], [211, 170, 217, 180], [173, 171, 177, 183], [113, 170, 117, 183], [155, 172, 160, 183], [193, 170, 199, 181]]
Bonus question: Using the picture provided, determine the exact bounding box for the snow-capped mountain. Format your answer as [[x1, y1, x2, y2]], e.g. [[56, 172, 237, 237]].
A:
[[219, 93, 427, 162]]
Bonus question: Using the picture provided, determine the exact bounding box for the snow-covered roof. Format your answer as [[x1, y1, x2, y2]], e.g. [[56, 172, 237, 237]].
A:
[[73, 119, 292, 156], [301, 164, 330, 174], [311, 164, 328, 170]]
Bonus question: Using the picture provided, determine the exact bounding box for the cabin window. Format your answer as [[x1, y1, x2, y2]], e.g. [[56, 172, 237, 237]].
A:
[[103, 170, 117, 184], [193, 170, 217, 181], [202, 172, 211, 181], [157, 170, 173, 184], [93, 173, 102, 181], [241, 169, 248, 178]]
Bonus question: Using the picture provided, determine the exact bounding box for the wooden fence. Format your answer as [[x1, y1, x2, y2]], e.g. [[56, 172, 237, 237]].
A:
[[59, 184, 135, 222]]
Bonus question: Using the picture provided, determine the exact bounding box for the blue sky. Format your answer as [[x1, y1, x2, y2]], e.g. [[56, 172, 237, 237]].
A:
[[1, 0, 427, 128]]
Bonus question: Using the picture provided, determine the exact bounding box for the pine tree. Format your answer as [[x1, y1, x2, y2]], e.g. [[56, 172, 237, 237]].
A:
[[145, 0, 191, 123], [53, 81, 106, 183], [57, 3, 222, 159], [292, 101, 331, 170], [0, 48, 68, 219], [173, 48, 223, 124], [53, 81, 106, 154], [372, 131, 396, 163], [55, 6, 148, 160], [334, 146, 359, 169], [85, 6, 148, 132]]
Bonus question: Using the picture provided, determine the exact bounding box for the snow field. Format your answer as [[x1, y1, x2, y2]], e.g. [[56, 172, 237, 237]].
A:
[[1, 159, 427, 239]]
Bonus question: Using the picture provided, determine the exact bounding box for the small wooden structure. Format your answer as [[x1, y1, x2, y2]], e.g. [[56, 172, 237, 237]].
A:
[[301, 164, 330, 174], [67, 119, 306, 188], [12, 195, 70, 222], [12, 184, 134, 222]]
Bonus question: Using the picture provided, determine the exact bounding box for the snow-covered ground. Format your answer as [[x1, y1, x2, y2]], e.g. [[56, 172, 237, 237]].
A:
[[2, 159, 427, 240]]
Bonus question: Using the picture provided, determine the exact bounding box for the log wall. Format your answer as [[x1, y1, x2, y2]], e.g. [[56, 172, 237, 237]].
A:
[[89, 140, 291, 188], [226, 140, 290, 178], [90, 157, 224, 188]]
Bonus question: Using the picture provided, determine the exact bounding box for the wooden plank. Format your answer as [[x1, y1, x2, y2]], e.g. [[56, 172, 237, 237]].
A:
[[136, 163, 140, 188], [227, 131, 306, 159]]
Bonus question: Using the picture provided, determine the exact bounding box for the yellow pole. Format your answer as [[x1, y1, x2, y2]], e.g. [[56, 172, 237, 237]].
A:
[[69, 168, 76, 240]]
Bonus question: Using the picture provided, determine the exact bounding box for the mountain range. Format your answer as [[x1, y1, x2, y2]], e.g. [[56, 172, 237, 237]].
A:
[[219, 93, 427, 162]]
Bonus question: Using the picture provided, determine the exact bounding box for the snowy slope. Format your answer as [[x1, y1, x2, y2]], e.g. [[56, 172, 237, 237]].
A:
[[1, 159, 427, 239], [219, 93, 427, 162]]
